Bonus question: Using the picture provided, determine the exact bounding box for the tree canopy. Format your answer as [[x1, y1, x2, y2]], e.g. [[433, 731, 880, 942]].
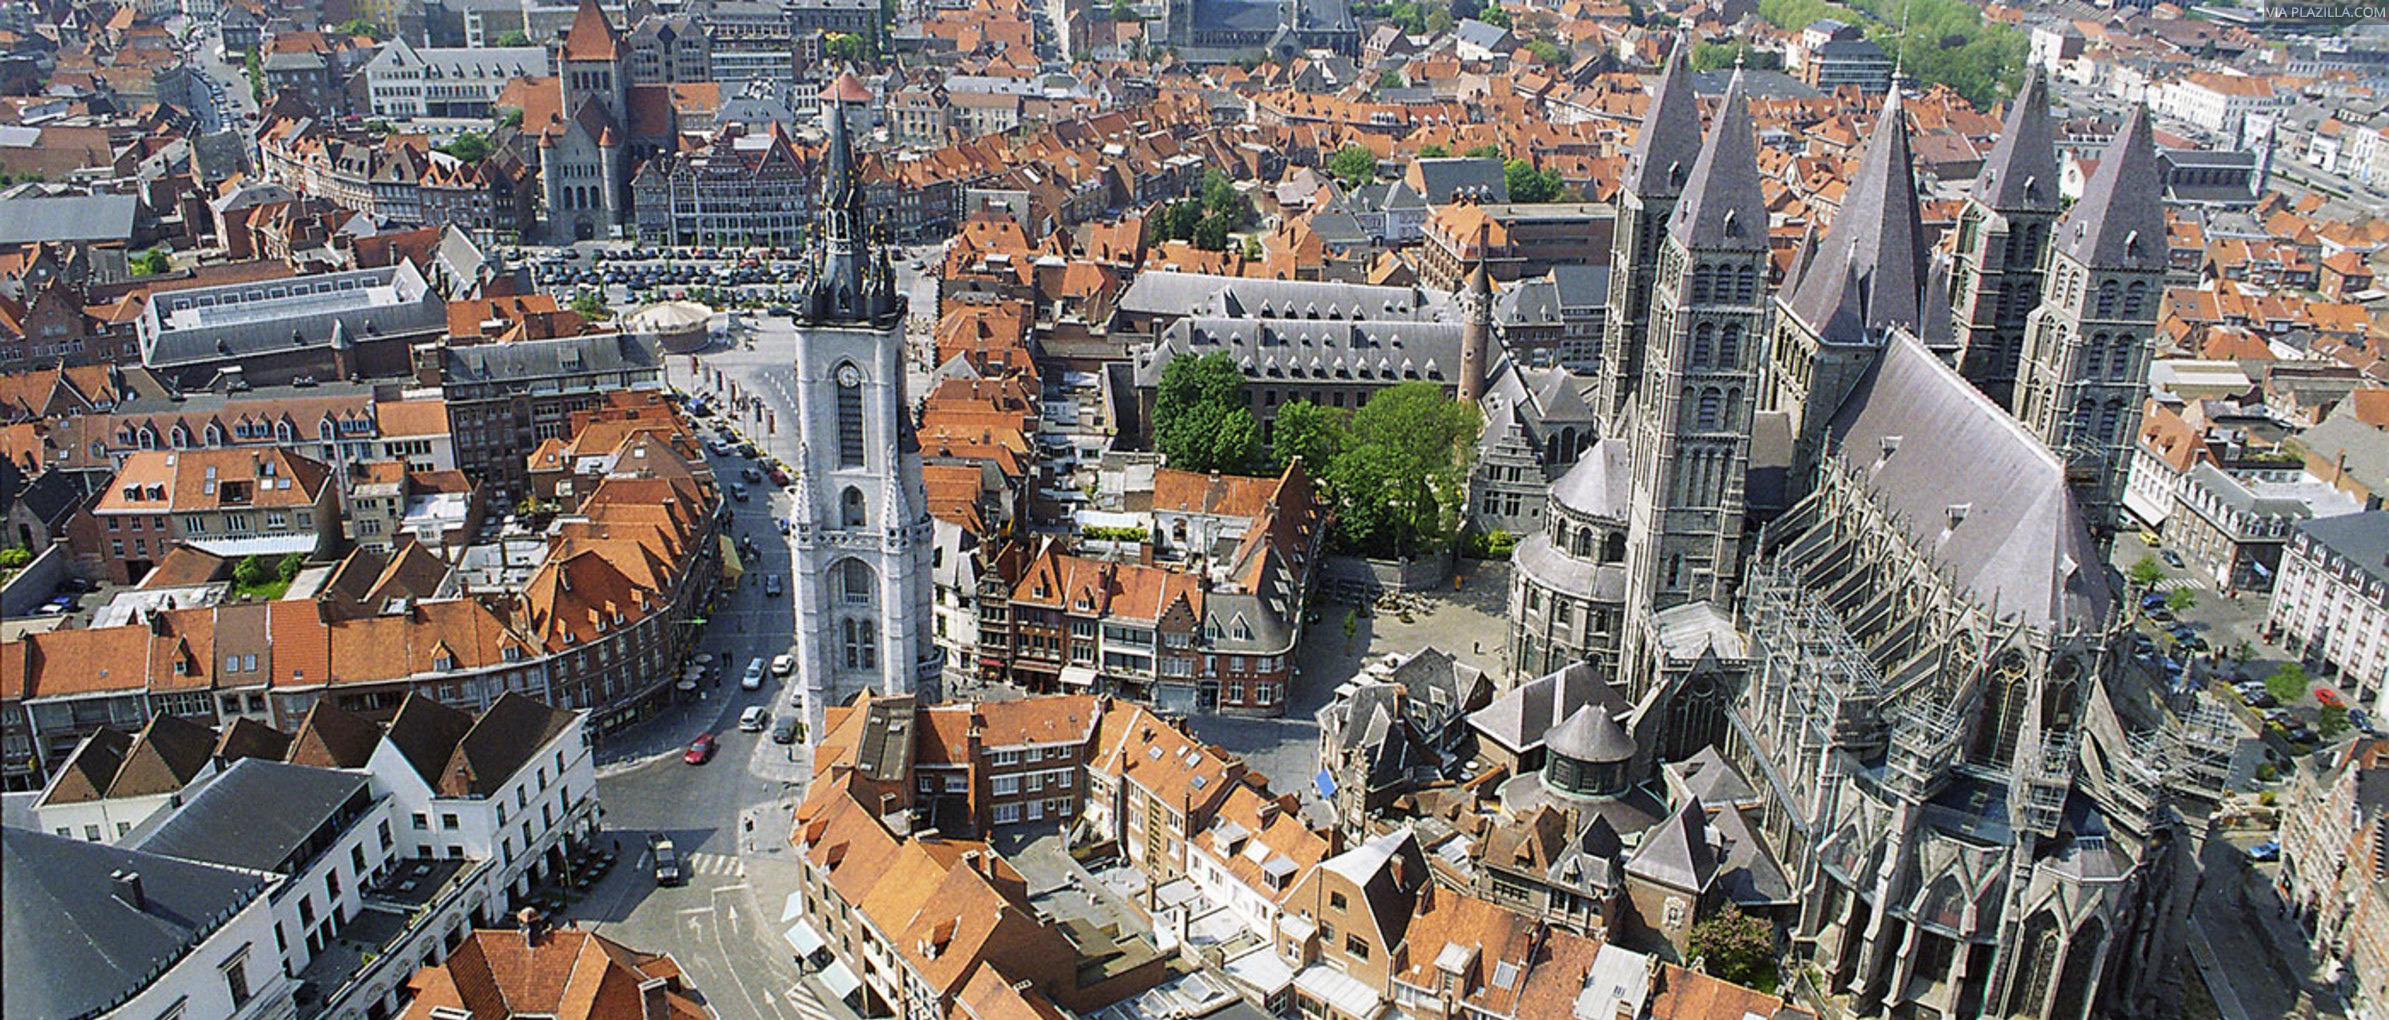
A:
[[1149, 171, 1257, 251], [440, 131, 492, 164], [1278, 383, 1477, 558], [1328, 145, 1378, 187], [1504, 159, 1566, 202], [494, 29, 534, 46], [1688, 904, 1777, 991], [1154, 353, 1264, 473]]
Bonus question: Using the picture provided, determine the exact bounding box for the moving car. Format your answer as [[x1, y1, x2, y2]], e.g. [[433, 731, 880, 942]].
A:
[[771, 653, 795, 677], [730, 483, 750, 502], [741, 466, 764, 482], [2316, 687, 2344, 708], [742, 657, 766, 690], [771, 716, 801, 744], [2247, 840, 2279, 862], [683, 733, 717, 765], [651, 834, 683, 884], [765, 574, 784, 597], [739, 705, 769, 731]]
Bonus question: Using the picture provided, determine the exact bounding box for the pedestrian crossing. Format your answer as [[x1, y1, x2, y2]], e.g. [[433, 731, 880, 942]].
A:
[[686, 851, 745, 878], [785, 983, 838, 1020]]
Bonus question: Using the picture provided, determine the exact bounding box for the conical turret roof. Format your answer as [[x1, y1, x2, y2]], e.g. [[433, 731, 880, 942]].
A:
[[1623, 39, 1702, 200], [1546, 704, 1635, 764], [1669, 70, 1766, 252], [2056, 104, 2167, 273], [1971, 68, 2060, 215]]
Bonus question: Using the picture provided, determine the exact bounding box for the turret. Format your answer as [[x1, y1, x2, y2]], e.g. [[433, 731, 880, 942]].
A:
[[1458, 263, 1491, 403]]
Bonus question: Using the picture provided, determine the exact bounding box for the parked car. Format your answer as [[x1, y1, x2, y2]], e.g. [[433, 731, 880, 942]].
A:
[[771, 715, 801, 744], [772, 653, 795, 677], [2161, 549, 2185, 569], [683, 733, 717, 764], [2242, 691, 2278, 709], [739, 705, 769, 731], [2351, 708, 2377, 734], [2247, 840, 2280, 862], [765, 574, 784, 597], [742, 657, 766, 690], [2316, 687, 2344, 708], [730, 483, 750, 502], [741, 466, 764, 482]]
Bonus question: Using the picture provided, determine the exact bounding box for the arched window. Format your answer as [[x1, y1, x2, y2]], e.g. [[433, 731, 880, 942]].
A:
[[275, 421, 293, 443], [842, 487, 866, 527], [1691, 322, 1715, 367], [2110, 335, 2137, 380], [2122, 280, 2147, 317], [1571, 528, 1592, 558], [170, 425, 188, 449], [2094, 279, 2117, 318], [1690, 264, 1711, 303], [836, 364, 865, 468], [1735, 264, 1757, 302], [2072, 397, 2097, 441], [204, 423, 223, 446], [1718, 322, 1741, 365], [1695, 388, 1722, 430], [840, 559, 874, 606], [2097, 399, 2125, 443], [2086, 332, 2110, 377], [841, 618, 878, 670]]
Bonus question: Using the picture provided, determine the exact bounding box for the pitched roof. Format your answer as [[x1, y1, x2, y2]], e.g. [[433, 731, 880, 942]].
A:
[[2057, 104, 2167, 273], [1669, 70, 1766, 252], [3, 827, 269, 1020], [1622, 38, 1701, 199], [399, 928, 706, 1020], [1784, 90, 1926, 342], [1624, 800, 1717, 891], [126, 758, 369, 873], [560, 0, 620, 61], [1971, 68, 2060, 214]]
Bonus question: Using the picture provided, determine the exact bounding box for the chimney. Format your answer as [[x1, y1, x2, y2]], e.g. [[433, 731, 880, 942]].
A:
[[519, 907, 545, 945], [639, 978, 671, 1020], [110, 870, 144, 911]]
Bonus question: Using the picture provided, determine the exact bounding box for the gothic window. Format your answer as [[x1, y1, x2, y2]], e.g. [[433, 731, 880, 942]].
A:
[[841, 487, 866, 527], [1603, 533, 1626, 563], [170, 425, 189, 449], [1692, 322, 1714, 367], [204, 423, 223, 445], [2071, 398, 2097, 443], [1734, 264, 1757, 302], [841, 618, 878, 670], [2097, 400, 2125, 444], [1690, 264, 1711, 303], [2110, 335, 2137, 380], [2012, 913, 2063, 1019], [2085, 332, 2108, 377], [840, 559, 874, 606], [1970, 651, 2033, 766], [2122, 280, 2147, 317], [1571, 528, 1592, 558], [1718, 323, 1741, 365], [2094, 279, 2117, 318], [836, 365, 865, 468]]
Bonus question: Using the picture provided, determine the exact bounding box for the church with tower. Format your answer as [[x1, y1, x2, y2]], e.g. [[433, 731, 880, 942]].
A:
[[1493, 49, 2231, 1020], [785, 82, 941, 709]]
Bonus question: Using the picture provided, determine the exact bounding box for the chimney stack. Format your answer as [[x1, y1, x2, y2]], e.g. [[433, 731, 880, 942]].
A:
[[110, 870, 144, 911]]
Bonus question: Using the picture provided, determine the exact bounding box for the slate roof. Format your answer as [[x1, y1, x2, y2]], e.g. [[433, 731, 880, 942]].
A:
[[1971, 68, 2061, 215], [440, 332, 661, 383], [1547, 436, 1630, 521], [1545, 704, 1634, 763], [1670, 70, 1766, 252], [1624, 801, 1718, 892], [2057, 104, 2168, 273], [3, 827, 269, 1020], [1624, 40, 1701, 200], [1784, 90, 1926, 342], [1408, 157, 1508, 203], [1820, 334, 2114, 629], [441, 692, 577, 797], [0, 194, 138, 245], [1138, 318, 1465, 389], [1468, 661, 1629, 753], [383, 693, 475, 788], [2294, 511, 2389, 588], [127, 758, 368, 873], [1115, 272, 1420, 322]]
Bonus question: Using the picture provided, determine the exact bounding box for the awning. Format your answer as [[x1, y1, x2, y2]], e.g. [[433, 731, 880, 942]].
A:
[[783, 921, 827, 957], [1314, 769, 1337, 798], [1060, 665, 1099, 688], [1293, 963, 1383, 1020], [780, 891, 804, 923], [819, 960, 863, 1000], [720, 536, 744, 580]]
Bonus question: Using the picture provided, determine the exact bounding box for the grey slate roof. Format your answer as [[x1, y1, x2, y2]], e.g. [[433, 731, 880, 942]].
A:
[[1822, 334, 2114, 629], [1549, 263, 1609, 309], [1785, 90, 1926, 342], [1669, 70, 1767, 252], [126, 758, 369, 874], [1116, 272, 1421, 322], [1468, 661, 1629, 753], [1545, 704, 1635, 763], [1623, 40, 1701, 200], [4, 827, 270, 1020], [0, 194, 138, 245], [1138, 318, 1465, 389], [1408, 157, 1507, 203], [1624, 800, 1718, 891], [1549, 436, 1631, 520], [441, 332, 662, 382], [2294, 511, 2389, 589], [1971, 68, 2061, 215], [2057, 104, 2168, 273]]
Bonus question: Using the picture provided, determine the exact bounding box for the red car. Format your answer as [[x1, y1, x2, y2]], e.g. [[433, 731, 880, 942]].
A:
[[2316, 688, 2344, 708], [683, 733, 718, 765]]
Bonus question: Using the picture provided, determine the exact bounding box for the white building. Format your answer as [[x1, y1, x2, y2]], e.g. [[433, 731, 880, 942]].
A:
[[788, 89, 939, 713], [360, 41, 552, 121], [2159, 71, 2293, 139], [2268, 512, 2389, 716]]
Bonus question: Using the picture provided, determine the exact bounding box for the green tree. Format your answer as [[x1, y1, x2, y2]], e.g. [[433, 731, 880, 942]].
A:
[[1418, 143, 1449, 157], [570, 290, 611, 321], [1521, 39, 1567, 65], [1691, 40, 1778, 70], [1327, 381, 1477, 557], [1201, 170, 1256, 229], [1504, 159, 1565, 202], [2165, 587, 2196, 614], [494, 29, 534, 46], [1158, 198, 1205, 243], [1272, 400, 1347, 475], [233, 555, 271, 590], [276, 552, 306, 581], [1191, 214, 1233, 251], [0, 546, 32, 569], [1687, 904, 1778, 990], [130, 249, 171, 275], [2127, 556, 2165, 590], [824, 31, 869, 65], [497, 107, 525, 128], [245, 48, 265, 103], [2265, 663, 2310, 705], [1154, 353, 1264, 473], [1328, 145, 1377, 187], [1377, 68, 1406, 89], [1463, 143, 1503, 159], [1477, 4, 1511, 27], [2318, 704, 2351, 740], [334, 17, 384, 39], [440, 131, 492, 163], [1110, 0, 1141, 19]]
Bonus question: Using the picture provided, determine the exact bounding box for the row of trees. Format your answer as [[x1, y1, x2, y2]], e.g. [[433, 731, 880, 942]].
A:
[[1754, 0, 2022, 107], [1152, 354, 1479, 557], [1330, 144, 1568, 203]]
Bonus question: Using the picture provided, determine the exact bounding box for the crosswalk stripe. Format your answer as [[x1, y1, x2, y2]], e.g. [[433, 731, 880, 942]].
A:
[[785, 985, 836, 1020], [685, 852, 744, 877]]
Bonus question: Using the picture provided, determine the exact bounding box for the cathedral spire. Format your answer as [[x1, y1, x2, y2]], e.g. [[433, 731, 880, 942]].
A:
[[1971, 68, 2060, 215], [1623, 38, 1701, 200], [1783, 88, 1926, 340], [1669, 70, 1765, 252], [2057, 104, 2167, 274]]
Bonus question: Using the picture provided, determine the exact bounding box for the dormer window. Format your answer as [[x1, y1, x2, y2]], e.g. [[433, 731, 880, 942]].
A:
[[433, 655, 455, 672]]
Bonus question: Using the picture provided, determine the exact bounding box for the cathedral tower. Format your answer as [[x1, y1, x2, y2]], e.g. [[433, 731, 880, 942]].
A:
[[1763, 90, 1928, 503], [1594, 41, 1702, 430], [1458, 263, 1491, 402], [1619, 70, 1768, 690], [1949, 70, 2061, 407], [2013, 105, 2167, 549], [788, 87, 940, 709]]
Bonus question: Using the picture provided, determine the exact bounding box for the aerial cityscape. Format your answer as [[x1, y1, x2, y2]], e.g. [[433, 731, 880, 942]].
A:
[[0, 0, 2385, 1018]]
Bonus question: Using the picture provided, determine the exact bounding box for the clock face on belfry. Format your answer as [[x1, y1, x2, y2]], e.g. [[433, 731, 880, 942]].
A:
[[837, 364, 861, 387]]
